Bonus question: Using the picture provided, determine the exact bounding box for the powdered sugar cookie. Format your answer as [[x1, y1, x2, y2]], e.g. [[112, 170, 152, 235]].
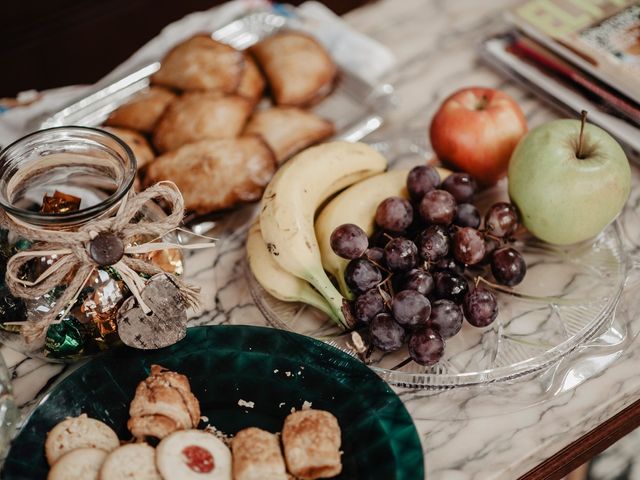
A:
[[47, 447, 107, 480], [45, 414, 119, 466], [99, 443, 161, 480]]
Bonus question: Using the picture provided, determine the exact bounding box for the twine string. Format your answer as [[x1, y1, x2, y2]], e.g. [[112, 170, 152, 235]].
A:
[[0, 181, 204, 347]]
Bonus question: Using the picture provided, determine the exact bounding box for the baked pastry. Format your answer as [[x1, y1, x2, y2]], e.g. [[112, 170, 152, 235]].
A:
[[152, 92, 251, 153], [47, 447, 107, 480], [45, 414, 119, 466], [144, 136, 276, 214], [244, 107, 334, 164], [128, 365, 200, 440], [232, 427, 288, 480], [103, 127, 155, 169], [105, 87, 177, 133], [282, 409, 342, 479], [251, 31, 336, 107], [128, 414, 180, 440], [156, 430, 232, 480], [152, 35, 244, 93], [236, 54, 265, 107], [99, 443, 161, 480]]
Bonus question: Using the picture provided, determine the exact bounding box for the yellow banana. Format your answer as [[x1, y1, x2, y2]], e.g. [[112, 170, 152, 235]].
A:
[[316, 167, 451, 299], [259, 141, 388, 329], [246, 221, 336, 320]]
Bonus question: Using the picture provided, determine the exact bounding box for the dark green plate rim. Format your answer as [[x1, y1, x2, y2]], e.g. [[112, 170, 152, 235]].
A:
[[2, 325, 424, 479]]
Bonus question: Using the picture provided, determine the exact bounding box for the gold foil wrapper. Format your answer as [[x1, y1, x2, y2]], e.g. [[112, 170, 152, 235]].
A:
[[77, 269, 125, 340], [147, 248, 184, 276], [40, 190, 81, 214]]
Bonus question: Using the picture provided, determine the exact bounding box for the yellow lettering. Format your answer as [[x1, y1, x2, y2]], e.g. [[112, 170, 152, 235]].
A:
[[517, 0, 594, 35], [565, 0, 602, 16]]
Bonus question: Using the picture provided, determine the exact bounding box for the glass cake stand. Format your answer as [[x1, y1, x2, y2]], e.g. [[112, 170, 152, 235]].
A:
[[247, 133, 630, 389]]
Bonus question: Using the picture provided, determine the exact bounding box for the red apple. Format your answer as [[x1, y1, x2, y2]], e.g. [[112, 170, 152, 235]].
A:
[[429, 87, 527, 185]]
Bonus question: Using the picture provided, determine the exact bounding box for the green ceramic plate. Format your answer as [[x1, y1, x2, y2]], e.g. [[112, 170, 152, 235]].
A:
[[3, 325, 423, 479]]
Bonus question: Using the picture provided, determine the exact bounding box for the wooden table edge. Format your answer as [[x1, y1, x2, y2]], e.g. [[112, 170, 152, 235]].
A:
[[519, 397, 640, 480]]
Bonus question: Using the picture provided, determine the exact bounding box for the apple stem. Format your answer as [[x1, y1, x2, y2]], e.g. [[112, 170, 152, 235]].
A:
[[577, 110, 588, 159], [476, 95, 488, 110]]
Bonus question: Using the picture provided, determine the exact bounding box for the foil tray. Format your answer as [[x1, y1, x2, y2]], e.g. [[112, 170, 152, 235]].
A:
[[35, 7, 396, 143]]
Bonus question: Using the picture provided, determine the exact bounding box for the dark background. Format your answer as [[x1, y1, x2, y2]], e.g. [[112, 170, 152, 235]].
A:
[[0, 0, 369, 97]]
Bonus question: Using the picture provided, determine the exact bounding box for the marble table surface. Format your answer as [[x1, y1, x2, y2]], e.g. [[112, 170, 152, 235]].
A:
[[4, 1, 640, 479]]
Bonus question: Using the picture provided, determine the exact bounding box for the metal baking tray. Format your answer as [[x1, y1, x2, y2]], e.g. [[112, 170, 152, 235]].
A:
[[34, 7, 396, 143]]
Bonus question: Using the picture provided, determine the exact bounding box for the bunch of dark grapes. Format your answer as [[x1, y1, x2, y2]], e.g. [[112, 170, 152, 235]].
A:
[[330, 166, 527, 366]]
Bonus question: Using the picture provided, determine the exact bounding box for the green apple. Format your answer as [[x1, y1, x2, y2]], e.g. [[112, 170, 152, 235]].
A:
[[508, 117, 630, 245]]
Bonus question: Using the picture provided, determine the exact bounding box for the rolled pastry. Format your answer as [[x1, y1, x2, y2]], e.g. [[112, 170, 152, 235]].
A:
[[128, 365, 200, 440], [232, 427, 288, 480], [282, 409, 342, 479]]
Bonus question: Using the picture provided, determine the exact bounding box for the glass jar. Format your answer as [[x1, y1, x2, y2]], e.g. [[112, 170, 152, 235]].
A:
[[0, 127, 183, 361]]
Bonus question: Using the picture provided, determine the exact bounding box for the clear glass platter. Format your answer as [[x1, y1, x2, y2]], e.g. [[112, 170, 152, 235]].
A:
[[248, 133, 629, 389]]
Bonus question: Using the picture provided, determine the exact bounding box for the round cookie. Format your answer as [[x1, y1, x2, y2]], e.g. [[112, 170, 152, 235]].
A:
[[156, 430, 232, 480], [99, 443, 161, 480], [47, 447, 107, 480], [46, 414, 119, 465]]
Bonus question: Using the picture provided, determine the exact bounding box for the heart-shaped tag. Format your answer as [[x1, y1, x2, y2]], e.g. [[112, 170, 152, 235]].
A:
[[116, 274, 187, 349]]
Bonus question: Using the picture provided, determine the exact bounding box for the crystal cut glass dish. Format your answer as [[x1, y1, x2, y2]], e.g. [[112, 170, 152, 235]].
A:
[[248, 134, 629, 388]]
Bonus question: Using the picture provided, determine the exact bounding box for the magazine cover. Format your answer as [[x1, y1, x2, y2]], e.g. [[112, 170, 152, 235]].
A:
[[508, 0, 640, 100]]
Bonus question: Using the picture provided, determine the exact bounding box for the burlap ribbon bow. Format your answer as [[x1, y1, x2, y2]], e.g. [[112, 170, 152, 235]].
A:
[[0, 181, 201, 348]]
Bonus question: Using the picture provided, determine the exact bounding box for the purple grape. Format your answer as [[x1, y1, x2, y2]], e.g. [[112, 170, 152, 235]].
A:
[[441, 173, 477, 203], [345, 258, 382, 293], [417, 225, 450, 262], [407, 165, 441, 201], [365, 247, 385, 265], [392, 290, 431, 329], [463, 287, 498, 327], [453, 227, 486, 265], [480, 236, 501, 265], [485, 202, 519, 238], [400, 269, 434, 296], [384, 237, 418, 272], [375, 197, 414, 233], [369, 313, 405, 352], [330, 223, 369, 259], [353, 288, 386, 324], [428, 299, 463, 339], [408, 328, 445, 366], [433, 257, 465, 276], [491, 247, 526, 286], [434, 271, 468, 304], [419, 189, 457, 225], [454, 203, 481, 229]]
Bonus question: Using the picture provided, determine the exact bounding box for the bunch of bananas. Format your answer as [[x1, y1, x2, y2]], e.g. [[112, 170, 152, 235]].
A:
[[247, 140, 448, 330]]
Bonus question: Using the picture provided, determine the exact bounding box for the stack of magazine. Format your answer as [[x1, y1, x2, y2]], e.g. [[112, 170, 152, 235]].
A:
[[481, 0, 640, 160]]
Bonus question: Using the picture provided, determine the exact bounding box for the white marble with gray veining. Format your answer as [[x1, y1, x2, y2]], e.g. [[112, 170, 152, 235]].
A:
[[5, 1, 640, 479]]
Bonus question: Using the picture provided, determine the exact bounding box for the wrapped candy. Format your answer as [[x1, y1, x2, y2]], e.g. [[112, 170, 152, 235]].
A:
[[40, 191, 81, 214], [45, 317, 84, 358]]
